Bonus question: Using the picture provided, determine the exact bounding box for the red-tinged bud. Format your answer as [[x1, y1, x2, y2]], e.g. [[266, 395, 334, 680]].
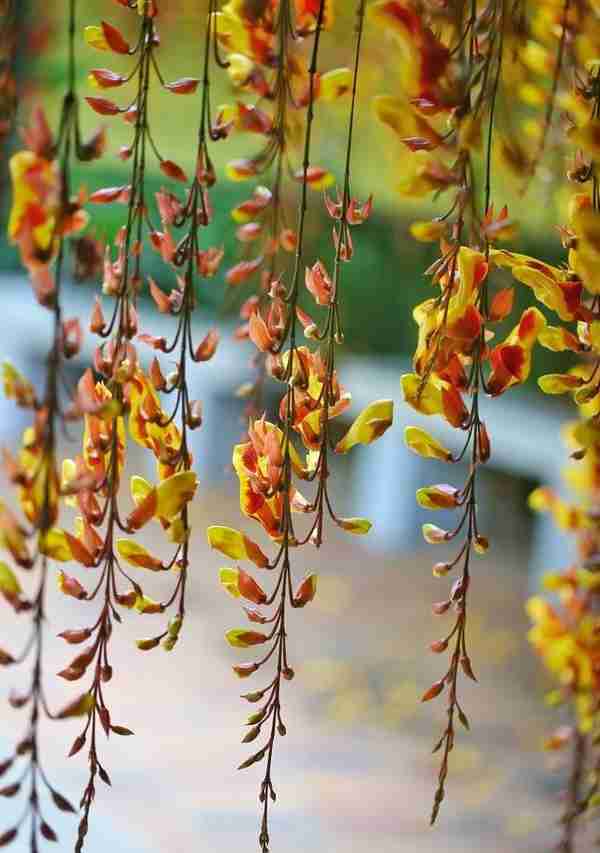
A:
[[240, 295, 260, 319], [101, 20, 130, 54], [432, 561, 452, 578], [432, 600, 451, 615], [0, 759, 14, 777], [89, 185, 130, 204], [197, 246, 223, 277], [186, 400, 203, 430], [282, 667, 295, 680], [226, 256, 263, 286], [305, 260, 333, 305], [150, 357, 166, 391], [346, 195, 373, 225], [0, 783, 20, 798], [118, 144, 132, 161], [293, 574, 317, 607], [155, 189, 183, 225], [249, 312, 275, 353], [237, 103, 273, 134], [148, 277, 172, 314], [325, 191, 343, 220], [243, 607, 269, 624], [57, 571, 87, 600], [57, 666, 85, 682], [421, 679, 445, 702], [227, 158, 259, 181], [58, 628, 92, 645], [165, 77, 199, 95], [233, 663, 259, 678], [138, 333, 168, 352], [280, 228, 296, 252], [69, 646, 95, 671], [422, 524, 450, 544], [193, 329, 219, 362], [68, 734, 86, 758], [116, 590, 137, 608], [62, 317, 82, 359], [0, 649, 14, 665], [89, 68, 126, 88], [85, 96, 120, 116], [266, 354, 285, 381], [296, 306, 318, 340], [160, 159, 188, 183], [90, 297, 105, 334], [474, 535, 489, 554], [40, 822, 57, 843], [101, 665, 113, 682], [430, 639, 448, 654], [460, 656, 477, 681], [294, 166, 334, 189], [236, 569, 267, 605], [123, 105, 138, 124], [237, 222, 263, 242], [477, 422, 491, 462]]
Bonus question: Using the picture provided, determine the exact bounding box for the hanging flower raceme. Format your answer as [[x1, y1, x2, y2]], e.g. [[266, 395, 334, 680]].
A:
[[371, 0, 552, 822], [527, 415, 600, 846], [209, 3, 392, 850], [215, 0, 350, 416], [0, 5, 104, 847], [46, 2, 218, 848]]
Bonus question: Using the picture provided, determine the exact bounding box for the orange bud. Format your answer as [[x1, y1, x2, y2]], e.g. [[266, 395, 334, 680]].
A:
[[293, 574, 317, 607], [160, 160, 188, 183], [101, 20, 130, 54], [165, 77, 199, 95], [148, 277, 172, 314], [193, 329, 219, 362], [226, 257, 263, 286], [421, 680, 445, 702], [57, 571, 87, 600], [89, 68, 126, 88], [85, 96, 120, 116]]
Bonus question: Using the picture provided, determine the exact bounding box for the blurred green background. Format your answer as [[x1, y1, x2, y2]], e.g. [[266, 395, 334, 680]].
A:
[[0, 0, 571, 370]]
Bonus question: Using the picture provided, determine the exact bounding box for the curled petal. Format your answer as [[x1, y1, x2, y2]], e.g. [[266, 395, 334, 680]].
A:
[[335, 399, 393, 453]]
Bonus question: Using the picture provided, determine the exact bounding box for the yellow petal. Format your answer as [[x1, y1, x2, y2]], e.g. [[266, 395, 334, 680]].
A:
[[84, 25, 109, 51], [39, 528, 72, 562], [336, 517, 372, 535], [117, 539, 163, 571], [335, 399, 393, 453], [207, 525, 269, 568], [219, 567, 241, 598], [404, 426, 453, 462], [319, 67, 352, 102], [0, 561, 20, 595], [155, 471, 198, 520]]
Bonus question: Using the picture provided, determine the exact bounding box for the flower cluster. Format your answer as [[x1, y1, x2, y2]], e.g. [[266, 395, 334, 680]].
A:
[[0, 0, 105, 846], [208, 1, 394, 849], [215, 0, 353, 416]]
